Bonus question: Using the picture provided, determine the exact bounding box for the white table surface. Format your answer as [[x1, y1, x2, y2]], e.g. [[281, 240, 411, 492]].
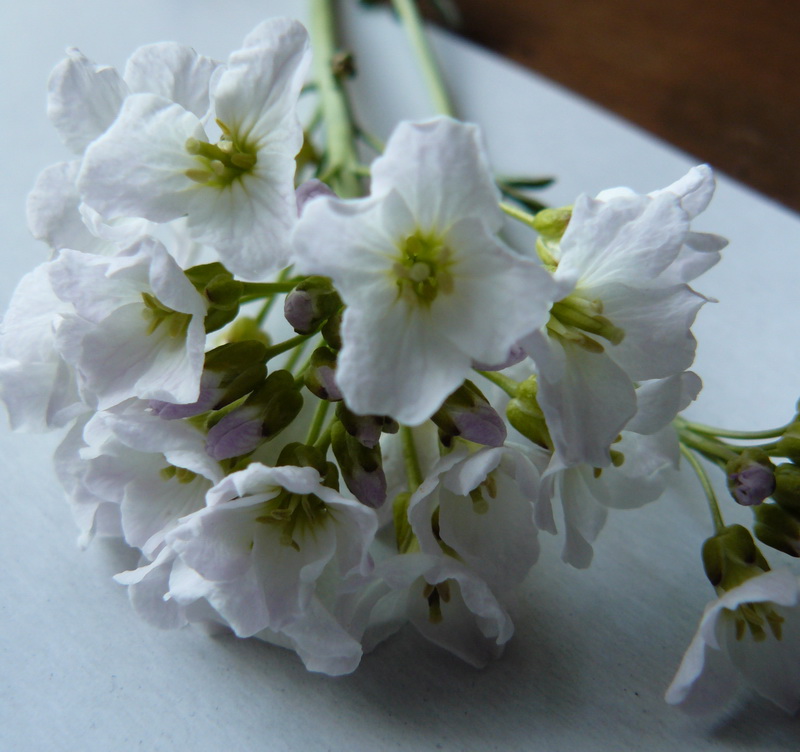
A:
[[2, 1, 799, 750]]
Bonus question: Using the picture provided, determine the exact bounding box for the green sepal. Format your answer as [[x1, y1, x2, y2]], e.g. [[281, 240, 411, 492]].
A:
[[392, 491, 417, 553], [754, 503, 800, 557], [772, 463, 800, 518]]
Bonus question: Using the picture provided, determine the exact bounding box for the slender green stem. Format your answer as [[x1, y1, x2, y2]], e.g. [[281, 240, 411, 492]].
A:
[[263, 333, 312, 361], [676, 416, 790, 442], [677, 426, 738, 465], [401, 425, 424, 491], [391, 0, 454, 116], [477, 369, 518, 398], [309, 0, 362, 198], [240, 281, 298, 297], [680, 444, 726, 534], [306, 399, 331, 446], [314, 424, 333, 453], [255, 267, 295, 326], [501, 201, 539, 230]]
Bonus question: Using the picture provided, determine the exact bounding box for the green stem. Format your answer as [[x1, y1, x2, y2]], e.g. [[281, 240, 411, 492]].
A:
[[391, 0, 454, 117], [306, 399, 331, 446], [676, 416, 791, 442], [500, 201, 539, 230], [401, 425, 424, 491], [309, 0, 362, 198], [255, 267, 295, 326], [476, 369, 518, 398], [680, 444, 726, 534], [314, 424, 333, 453], [677, 426, 738, 465], [263, 333, 312, 361]]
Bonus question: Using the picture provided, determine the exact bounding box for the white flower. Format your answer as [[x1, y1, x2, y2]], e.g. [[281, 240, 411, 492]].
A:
[[47, 44, 221, 155], [78, 19, 310, 280], [164, 462, 377, 637], [407, 444, 543, 593], [293, 117, 558, 424], [0, 262, 85, 431], [523, 167, 723, 467], [666, 568, 800, 714], [534, 426, 680, 568], [49, 237, 207, 410]]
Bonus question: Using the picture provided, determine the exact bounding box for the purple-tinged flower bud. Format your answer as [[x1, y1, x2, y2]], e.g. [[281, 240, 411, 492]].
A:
[[149, 340, 268, 420], [472, 343, 526, 372], [295, 179, 336, 215], [336, 403, 383, 448], [321, 309, 342, 350], [283, 276, 342, 335], [754, 503, 800, 558], [432, 380, 506, 448], [205, 370, 302, 460], [331, 420, 386, 508], [726, 449, 776, 506], [304, 346, 342, 401]]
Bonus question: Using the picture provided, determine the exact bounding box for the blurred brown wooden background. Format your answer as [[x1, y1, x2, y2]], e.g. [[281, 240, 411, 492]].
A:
[[414, 0, 800, 211]]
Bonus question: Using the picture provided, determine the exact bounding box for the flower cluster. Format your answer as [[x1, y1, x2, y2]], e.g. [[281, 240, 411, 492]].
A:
[[3, 10, 798, 715]]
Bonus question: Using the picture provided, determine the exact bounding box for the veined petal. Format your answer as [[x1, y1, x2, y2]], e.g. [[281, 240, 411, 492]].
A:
[[627, 372, 701, 435]]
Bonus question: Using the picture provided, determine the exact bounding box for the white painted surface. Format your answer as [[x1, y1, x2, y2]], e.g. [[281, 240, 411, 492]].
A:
[[1, 1, 798, 749]]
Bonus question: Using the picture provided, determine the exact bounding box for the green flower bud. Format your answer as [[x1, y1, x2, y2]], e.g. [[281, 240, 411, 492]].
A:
[[754, 503, 800, 557], [506, 375, 551, 449], [321, 309, 343, 350], [772, 463, 800, 518], [221, 316, 271, 347], [532, 206, 571, 240], [336, 403, 384, 448], [701, 524, 770, 592], [432, 379, 506, 448], [777, 423, 800, 463], [185, 262, 243, 333]]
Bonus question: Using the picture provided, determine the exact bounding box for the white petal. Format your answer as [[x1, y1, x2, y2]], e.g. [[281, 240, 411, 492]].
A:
[[370, 118, 503, 235], [627, 372, 702, 435], [124, 42, 221, 118], [47, 48, 128, 153], [79, 93, 206, 222]]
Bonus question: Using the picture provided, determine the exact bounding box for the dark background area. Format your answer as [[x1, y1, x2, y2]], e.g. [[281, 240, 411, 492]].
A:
[[412, 0, 799, 211]]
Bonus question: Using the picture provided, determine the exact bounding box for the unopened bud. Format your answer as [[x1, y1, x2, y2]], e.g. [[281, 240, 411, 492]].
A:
[[205, 370, 302, 460], [754, 503, 800, 557], [725, 449, 775, 506], [331, 420, 386, 508], [220, 316, 271, 347], [185, 262, 243, 333], [701, 524, 770, 591], [532, 206, 572, 240], [283, 276, 341, 335], [321, 309, 343, 350], [772, 463, 800, 518], [432, 380, 506, 447], [336, 403, 384, 448], [303, 346, 342, 401], [777, 423, 800, 463], [506, 375, 551, 449]]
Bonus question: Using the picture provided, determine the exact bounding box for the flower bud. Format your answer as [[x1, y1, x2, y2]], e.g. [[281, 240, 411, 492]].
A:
[[506, 375, 551, 450], [150, 341, 268, 419], [701, 524, 770, 591], [772, 463, 800, 518], [276, 442, 339, 489], [533, 206, 572, 240], [776, 423, 800, 463], [205, 370, 303, 460], [432, 380, 506, 447], [725, 449, 775, 506], [283, 276, 342, 335], [331, 419, 386, 508], [321, 309, 343, 350], [185, 262, 243, 333], [754, 503, 800, 557], [221, 316, 271, 347], [335, 403, 386, 448], [303, 346, 342, 401]]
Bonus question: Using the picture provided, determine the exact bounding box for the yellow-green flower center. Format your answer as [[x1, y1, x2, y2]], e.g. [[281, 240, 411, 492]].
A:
[[547, 292, 625, 353], [730, 602, 785, 642], [141, 293, 192, 337], [255, 488, 330, 551], [392, 232, 454, 306], [184, 120, 257, 189]]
